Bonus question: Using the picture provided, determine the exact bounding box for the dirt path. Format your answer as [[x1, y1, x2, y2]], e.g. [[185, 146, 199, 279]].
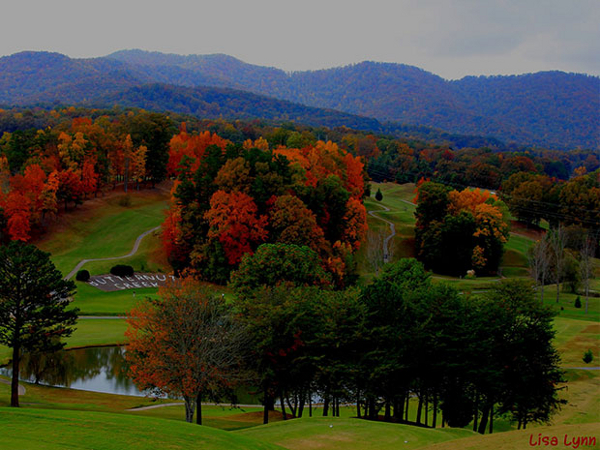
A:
[[64, 225, 161, 280], [0, 377, 26, 396], [367, 204, 397, 264]]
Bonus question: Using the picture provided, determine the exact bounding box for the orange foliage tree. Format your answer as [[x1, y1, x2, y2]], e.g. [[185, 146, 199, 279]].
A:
[[126, 276, 247, 424], [268, 194, 326, 252], [167, 130, 229, 177], [205, 190, 268, 265]]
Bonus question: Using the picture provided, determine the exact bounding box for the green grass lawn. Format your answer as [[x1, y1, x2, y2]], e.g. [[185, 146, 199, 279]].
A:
[[36, 192, 168, 277], [32, 190, 172, 316], [0, 319, 127, 365], [80, 231, 168, 275], [236, 416, 475, 450], [361, 182, 536, 287], [72, 283, 160, 315], [540, 286, 600, 323], [423, 422, 600, 450], [0, 408, 282, 450]]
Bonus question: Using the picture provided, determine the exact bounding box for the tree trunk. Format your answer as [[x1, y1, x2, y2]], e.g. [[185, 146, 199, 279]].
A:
[[263, 388, 271, 425], [309, 392, 312, 417], [323, 394, 330, 417], [405, 392, 410, 422], [280, 391, 288, 420], [384, 398, 391, 422], [477, 403, 490, 434], [356, 390, 361, 418], [432, 393, 438, 428], [11, 344, 20, 407], [184, 396, 195, 423], [196, 391, 202, 425], [416, 390, 423, 425], [489, 403, 494, 434], [298, 391, 305, 418], [367, 397, 374, 420], [285, 393, 296, 418], [393, 397, 402, 421], [424, 391, 429, 427], [473, 392, 479, 432], [124, 157, 129, 193], [541, 274, 545, 304]]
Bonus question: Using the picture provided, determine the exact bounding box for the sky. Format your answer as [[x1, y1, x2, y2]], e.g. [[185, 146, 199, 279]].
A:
[[2, 0, 599, 79]]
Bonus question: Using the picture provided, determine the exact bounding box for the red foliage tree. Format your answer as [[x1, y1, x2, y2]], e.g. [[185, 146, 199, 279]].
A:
[[126, 277, 246, 424], [4, 191, 31, 241], [205, 190, 268, 265], [341, 198, 368, 250]]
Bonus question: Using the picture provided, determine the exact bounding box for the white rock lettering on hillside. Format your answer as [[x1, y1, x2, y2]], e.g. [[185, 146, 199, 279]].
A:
[[87, 273, 178, 292]]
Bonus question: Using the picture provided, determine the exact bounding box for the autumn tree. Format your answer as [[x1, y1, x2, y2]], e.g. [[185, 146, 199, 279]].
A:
[[126, 277, 248, 424], [548, 225, 567, 303], [0, 242, 78, 407], [122, 112, 175, 185], [415, 182, 508, 275], [204, 190, 268, 265], [3, 191, 31, 241], [268, 195, 326, 252], [528, 236, 551, 303], [80, 157, 99, 198]]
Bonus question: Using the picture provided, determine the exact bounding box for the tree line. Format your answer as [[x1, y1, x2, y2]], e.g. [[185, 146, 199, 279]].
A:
[[126, 255, 565, 432], [0, 110, 175, 242], [1, 107, 597, 247]]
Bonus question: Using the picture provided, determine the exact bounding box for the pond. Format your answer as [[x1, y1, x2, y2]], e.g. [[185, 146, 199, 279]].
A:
[[1, 346, 261, 403], [0, 346, 147, 397]]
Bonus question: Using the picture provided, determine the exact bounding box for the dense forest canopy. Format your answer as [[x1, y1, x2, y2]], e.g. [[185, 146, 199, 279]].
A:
[[0, 107, 597, 267]]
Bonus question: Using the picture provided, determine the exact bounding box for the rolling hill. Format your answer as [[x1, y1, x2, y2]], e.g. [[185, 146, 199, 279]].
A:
[[0, 50, 597, 149]]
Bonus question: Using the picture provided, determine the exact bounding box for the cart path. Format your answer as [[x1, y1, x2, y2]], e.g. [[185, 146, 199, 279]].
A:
[[127, 402, 263, 411], [367, 204, 396, 264], [0, 377, 26, 395], [64, 226, 161, 280]]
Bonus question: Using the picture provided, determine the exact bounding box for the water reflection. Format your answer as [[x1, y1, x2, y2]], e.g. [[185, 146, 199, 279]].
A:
[[0, 346, 147, 397]]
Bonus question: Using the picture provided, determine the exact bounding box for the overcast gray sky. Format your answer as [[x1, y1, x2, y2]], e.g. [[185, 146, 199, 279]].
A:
[[2, 0, 598, 79]]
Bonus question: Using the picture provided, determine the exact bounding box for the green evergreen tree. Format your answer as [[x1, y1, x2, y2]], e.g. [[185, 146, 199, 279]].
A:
[[0, 242, 78, 407]]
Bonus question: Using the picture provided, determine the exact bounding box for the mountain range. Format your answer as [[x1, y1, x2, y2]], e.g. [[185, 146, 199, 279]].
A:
[[0, 50, 597, 149]]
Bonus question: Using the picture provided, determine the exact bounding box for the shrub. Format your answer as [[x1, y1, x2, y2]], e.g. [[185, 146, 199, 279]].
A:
[[375, 188, 383, 201], [75, 269, 90, 282], [118, 195, 132, 207], [583, 349, 594, 364], [574, 296, 582, 308], [110, 264, 134, 277]]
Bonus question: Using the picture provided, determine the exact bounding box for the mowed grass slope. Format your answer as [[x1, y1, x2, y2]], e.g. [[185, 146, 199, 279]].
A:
[[360, 182, 531, 287], [35, 189, 171, 315], [0, 408, 283, 450], [35, 190, 169, 277], [0, 319, 128, 365], [422, 423, 599, 450], [236, 417, 475, 450]]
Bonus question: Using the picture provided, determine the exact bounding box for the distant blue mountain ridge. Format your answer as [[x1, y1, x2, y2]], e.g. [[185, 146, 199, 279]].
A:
[[0, 50, 597, 149]]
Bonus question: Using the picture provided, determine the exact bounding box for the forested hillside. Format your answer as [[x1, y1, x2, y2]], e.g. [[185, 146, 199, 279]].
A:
[[0, 51, 596, 149], [107, 51, 599, 149]]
